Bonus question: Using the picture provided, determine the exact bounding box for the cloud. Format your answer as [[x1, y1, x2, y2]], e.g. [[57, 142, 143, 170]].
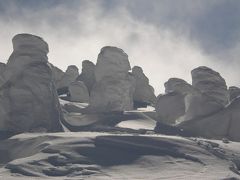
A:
[[123, 0, 240, 57], [0, 0, 239, 94]]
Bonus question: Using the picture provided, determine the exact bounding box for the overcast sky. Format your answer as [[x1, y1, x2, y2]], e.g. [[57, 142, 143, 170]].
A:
[[0, 0, 240, 94]]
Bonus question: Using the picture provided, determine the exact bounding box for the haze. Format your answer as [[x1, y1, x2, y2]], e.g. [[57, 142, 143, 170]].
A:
[[0, 0, 240, 94]]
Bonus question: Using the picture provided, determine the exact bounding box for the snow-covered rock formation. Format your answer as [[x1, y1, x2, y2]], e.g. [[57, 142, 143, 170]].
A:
[[155, 92, 185, 125], [164, 78, 195, 95], [68, 81, 89, 103], [0, 33, 63, 134], [155, 67, 240, 142], [50, 64, 65, 87], [88, 46, 135, 112], [89, 76, 135, 112], [192, 66, 229, 105], [229, 86, 240, 101], [131, 66, 156, 108], [0, 62, 6, 75], [94, 46, 131, 82], [0, 62, 6, 85], [155, 78, 194, 125], [56, 65, 79, 89], [178, 97, 240, 142], [76, 60, 96, 94], [184, 66, 229, 121]]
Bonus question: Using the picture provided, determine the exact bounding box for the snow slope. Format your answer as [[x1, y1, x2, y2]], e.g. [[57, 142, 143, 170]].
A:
[[0, 102, 240, 179], [0, 132, 240, 180]]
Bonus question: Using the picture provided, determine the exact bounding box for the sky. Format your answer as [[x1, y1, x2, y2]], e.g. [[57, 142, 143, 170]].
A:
[[0, 0, 240, 94]]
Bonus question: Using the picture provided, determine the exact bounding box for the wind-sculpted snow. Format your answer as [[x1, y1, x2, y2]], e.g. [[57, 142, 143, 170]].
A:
[[0, 132, 240, 179], [61, 100, 156, 133]]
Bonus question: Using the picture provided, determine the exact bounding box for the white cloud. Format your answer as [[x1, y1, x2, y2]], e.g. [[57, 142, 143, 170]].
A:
[[0, 1, 239, 94]]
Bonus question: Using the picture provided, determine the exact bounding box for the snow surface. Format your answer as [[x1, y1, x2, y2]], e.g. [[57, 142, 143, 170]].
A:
[[0, 131, 240, 179], [0, 102, 240, 179]]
